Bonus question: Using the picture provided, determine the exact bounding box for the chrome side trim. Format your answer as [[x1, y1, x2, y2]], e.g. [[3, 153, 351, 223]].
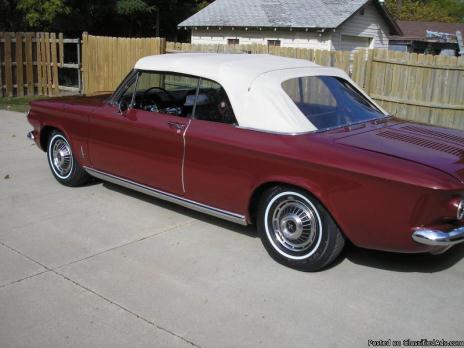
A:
[[412, 227, 464, 246], [83, 167, 248, 226]]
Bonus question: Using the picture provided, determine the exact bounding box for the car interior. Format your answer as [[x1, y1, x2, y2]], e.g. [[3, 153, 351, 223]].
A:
[[118, 72, 237, 125]]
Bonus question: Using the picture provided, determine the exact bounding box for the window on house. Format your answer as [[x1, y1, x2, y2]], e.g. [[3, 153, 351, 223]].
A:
[[268, 40, 281, 47], [227, 38, 240, 45], [359, 8, 365, 15]]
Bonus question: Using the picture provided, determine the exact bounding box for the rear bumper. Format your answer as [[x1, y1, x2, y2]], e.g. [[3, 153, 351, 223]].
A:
[[412, 227, 464, 247]]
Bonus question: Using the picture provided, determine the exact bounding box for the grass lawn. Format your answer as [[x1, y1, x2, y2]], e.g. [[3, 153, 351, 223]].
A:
[[0, 96, 48, 113]]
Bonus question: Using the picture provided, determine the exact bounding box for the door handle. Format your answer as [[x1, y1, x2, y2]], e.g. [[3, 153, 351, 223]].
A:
[[167, 122, 186, 131]]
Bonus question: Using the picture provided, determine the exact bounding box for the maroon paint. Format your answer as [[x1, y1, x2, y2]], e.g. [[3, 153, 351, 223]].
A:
[[89, 105, 187, 195], [28, 96, 464, 255]]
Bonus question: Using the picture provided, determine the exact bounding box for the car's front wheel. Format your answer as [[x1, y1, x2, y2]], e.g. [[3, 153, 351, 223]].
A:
[[47, 130, 90, 187], [257, 186, 345, 271]]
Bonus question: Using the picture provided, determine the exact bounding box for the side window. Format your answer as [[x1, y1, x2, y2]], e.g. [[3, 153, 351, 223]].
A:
[[120, 79, 137, 104], [115, 72, 137, 107], [194, 79, 237, 125], [132, 71, 199, 117]]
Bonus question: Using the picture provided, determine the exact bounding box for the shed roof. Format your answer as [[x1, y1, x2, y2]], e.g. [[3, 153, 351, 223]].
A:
[[391, 20, 464, 40], [178, 0, 400, 34]]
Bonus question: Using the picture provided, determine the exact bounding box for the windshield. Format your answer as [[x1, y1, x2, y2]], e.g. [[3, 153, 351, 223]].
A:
[[282, 76, 386, 131]]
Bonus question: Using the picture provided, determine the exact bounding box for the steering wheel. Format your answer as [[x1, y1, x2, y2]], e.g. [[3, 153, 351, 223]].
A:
[[142, 87, 175, 108]]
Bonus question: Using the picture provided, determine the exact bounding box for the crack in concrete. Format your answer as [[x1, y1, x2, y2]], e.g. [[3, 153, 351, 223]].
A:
[[54, 219, 199, 271], [53, 270, 202, 348], [0, 270, 50, 289], [0, 222, 203, 348], [0, 240, 50, 270]]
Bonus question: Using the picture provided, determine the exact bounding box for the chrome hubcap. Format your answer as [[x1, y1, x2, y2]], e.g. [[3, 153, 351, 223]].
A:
[[271, 198, 318, 252], [52, 138, 72, 177]]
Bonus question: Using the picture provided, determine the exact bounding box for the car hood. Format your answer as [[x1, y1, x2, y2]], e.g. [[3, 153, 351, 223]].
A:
[[336, 122, 464, 184], [31, 94, 112, 109], [57, 94, 112, 106]]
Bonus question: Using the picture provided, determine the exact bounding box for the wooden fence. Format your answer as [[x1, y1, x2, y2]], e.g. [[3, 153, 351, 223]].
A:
[[3, 33, 462, 130], [0, 32, 81, 97], [165, 42, 464, 129], [82, 34, 166, 95]]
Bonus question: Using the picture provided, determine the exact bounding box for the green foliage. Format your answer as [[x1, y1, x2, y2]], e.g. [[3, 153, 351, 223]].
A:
[[0, 96, 47, 113], [17, 0, 71, 29], [116, 0, 154, 16], [196, 0, 211, 11], [2, 0, 215, 37], [386, 0, 464, 23]]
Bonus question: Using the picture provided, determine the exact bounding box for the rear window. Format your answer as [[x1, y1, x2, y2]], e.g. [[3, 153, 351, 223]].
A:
[[282, 76, 385, 131]]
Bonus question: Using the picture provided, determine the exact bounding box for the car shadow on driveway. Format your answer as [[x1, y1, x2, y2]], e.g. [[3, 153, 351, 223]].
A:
[[343, 242, 464, 273], [102, 182, 257, 238], [99, 181, 464, 273]]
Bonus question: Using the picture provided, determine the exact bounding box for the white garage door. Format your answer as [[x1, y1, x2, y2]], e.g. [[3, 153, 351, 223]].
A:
[[341, 35, 372, 53]]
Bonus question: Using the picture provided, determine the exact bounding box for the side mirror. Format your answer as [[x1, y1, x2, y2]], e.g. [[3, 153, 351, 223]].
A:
[[118, 100, 129, 114]]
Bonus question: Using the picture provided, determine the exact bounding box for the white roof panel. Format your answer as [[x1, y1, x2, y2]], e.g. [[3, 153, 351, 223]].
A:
[[134, 54, 386, 133]]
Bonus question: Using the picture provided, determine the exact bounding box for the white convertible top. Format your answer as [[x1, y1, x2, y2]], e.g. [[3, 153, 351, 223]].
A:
[[135, 54, 386, 133]]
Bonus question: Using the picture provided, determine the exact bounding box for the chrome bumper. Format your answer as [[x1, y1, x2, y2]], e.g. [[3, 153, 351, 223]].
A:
[[27, 131, 35, 140], [412, 227, 464, 246]]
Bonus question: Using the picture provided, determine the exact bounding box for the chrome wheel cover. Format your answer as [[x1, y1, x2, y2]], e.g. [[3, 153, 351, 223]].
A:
[[49, 135, 73, 179], [271, 198, 317, 252], [264, 192, 323, 260]]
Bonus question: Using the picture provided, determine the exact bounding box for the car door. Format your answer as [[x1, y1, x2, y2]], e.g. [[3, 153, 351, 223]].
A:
[[88, 70, 199, 196], [182, 78, 253, 214]]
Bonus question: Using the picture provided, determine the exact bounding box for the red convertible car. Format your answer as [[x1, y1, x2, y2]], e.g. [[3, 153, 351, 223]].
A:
[[27, 53, 464, 271]]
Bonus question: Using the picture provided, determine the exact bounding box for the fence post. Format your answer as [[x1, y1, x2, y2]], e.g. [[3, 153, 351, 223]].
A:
[[4, 32, 13, 97], [25, 33, 34, 95], [0, 33, 3, 96], [50, 32, 59, 96], [81, 32, 88, 95], [15, 33, 24, 96], [364, 49, 374, 95]]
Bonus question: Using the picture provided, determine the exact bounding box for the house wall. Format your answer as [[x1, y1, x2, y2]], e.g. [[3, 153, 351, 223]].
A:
[[333, 2, 390, 50], [189, 2, 391, 51], [191, 29, 334, 50]]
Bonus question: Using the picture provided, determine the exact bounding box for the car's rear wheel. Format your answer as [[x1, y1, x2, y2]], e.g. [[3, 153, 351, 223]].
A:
[[47, 130, 90, 187], [257, 186, 345, 271]]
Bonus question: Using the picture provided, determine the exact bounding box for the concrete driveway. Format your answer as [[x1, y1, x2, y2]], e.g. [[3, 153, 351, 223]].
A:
[[1, 109, 463, 348]]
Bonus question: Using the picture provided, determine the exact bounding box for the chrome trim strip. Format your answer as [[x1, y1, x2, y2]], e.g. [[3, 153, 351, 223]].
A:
[[234, 125, 313, 136], [83, 167, 247, 226], [181, 119, 192, 193], [412, 227, 464, 246]]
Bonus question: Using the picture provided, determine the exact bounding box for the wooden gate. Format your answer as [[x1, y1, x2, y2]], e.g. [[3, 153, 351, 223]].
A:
[[0, 32, 80, 97]]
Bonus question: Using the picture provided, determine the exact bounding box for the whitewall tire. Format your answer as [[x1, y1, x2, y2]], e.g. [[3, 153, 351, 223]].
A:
[[47, 130, 90, 187], [257, 186, 345, 271]]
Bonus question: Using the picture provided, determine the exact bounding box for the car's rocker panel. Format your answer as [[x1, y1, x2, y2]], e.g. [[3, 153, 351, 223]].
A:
[[84, 166, 247, 225]]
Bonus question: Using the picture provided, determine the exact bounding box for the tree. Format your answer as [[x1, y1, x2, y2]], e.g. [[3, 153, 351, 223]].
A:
[[386, 0, 464, 23], [0, 0, 22, 31], [2, 0, 216, 39], [116, 0, 155, 35], [17, 0, 70, 29]]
